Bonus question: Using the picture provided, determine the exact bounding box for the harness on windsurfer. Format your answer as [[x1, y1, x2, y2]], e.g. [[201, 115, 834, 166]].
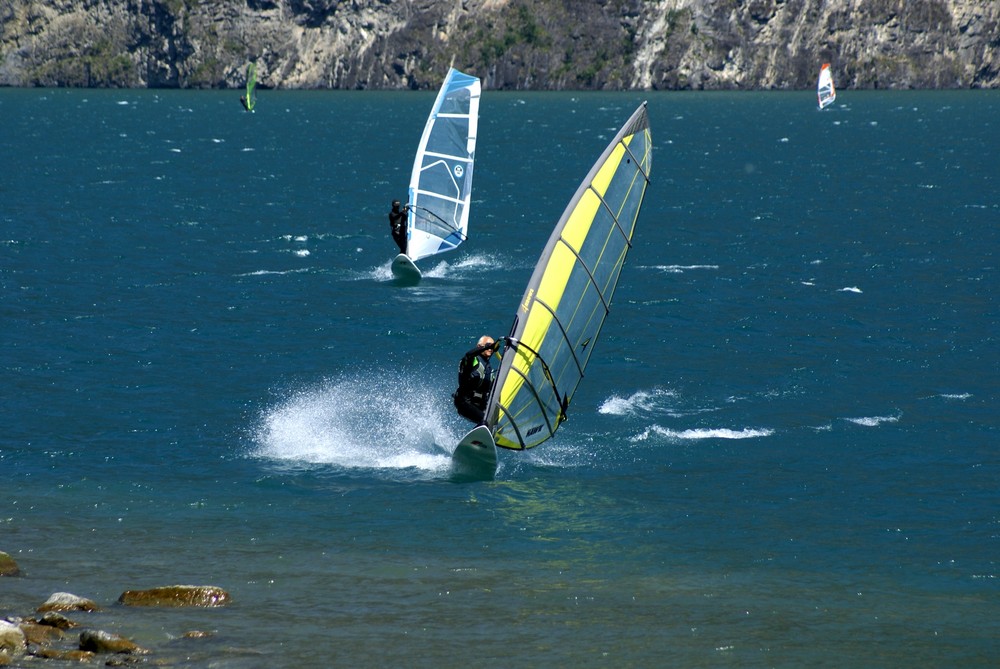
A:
[[453, 335, 503, 426]]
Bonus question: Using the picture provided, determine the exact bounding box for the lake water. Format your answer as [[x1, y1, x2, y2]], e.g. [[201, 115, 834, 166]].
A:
[[2, 88, 998, 667]]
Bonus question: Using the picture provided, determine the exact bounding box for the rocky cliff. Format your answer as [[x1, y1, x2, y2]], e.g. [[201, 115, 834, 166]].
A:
[[1, 0, 997, 90]]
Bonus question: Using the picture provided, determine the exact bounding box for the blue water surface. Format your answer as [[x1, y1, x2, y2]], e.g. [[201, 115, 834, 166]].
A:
[[2, 88, 998, 667]]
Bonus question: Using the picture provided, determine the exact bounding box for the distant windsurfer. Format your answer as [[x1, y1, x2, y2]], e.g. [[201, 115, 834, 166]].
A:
[[454, 335, 502, 425], [389, 200, 408, 254], [239, 95, 250, 112]]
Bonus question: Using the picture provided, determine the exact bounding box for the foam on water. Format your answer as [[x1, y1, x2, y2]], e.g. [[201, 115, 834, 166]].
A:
[[239, 268, 311, 277], [938, 393, 972, 400], [644, 264, 719, 273], [369, 262, 394, 281], [598, 388, 679, 416], [368, 251, 506, 282], [630, 425, 775, 442], [420, 259, 456, 279], [842, 413, 901, 427], [250, 373, 456, 473]]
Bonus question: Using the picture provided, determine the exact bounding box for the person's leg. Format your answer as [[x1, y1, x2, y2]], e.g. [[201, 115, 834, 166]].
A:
[[453, 394, 485, 425]]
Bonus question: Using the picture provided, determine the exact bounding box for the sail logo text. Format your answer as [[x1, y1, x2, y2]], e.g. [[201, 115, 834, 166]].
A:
[[521, 288, 534, 313], [526, 425, 543, 437]]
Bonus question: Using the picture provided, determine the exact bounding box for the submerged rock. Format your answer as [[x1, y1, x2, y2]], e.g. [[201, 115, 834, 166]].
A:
[[18, 621, 64, 645], [36, 592, 100, 613], [1, 576, 223, 665], [118, 585, 230, 608], [29, 647, 96, 662], [36, 611, 79, 629], [0, 552, 19, 577], [182, 630, 213, 638], [79, 629, 147, 655]]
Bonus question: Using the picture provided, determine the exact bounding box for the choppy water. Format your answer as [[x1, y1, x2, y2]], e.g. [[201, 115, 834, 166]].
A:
[[2, 88, 998, 667]]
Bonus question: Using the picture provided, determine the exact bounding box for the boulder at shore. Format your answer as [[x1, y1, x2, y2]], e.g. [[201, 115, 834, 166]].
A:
[[36, 593, 100, 613], [79, 629, 147, 655], [0, 620, 27, 658], [118, 585, 230, 607], [0, 552, 20, 577]]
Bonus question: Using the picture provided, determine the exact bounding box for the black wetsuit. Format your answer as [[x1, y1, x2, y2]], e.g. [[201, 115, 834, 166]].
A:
[[389, 205, 407, 254], [453, 342, 497, 425]]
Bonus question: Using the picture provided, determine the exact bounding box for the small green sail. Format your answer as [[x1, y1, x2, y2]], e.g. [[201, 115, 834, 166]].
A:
[[243, 63, 257, 112]]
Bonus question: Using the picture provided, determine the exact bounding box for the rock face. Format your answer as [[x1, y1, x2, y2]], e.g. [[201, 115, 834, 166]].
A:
[[0, 0, 997, 89]]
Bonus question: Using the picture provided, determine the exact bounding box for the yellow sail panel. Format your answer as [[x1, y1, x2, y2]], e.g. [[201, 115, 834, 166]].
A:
[[591, 140, 627, 197], [561, 189, 601, 252], [489, 102, 652, 451], [497, 208, 595, 422], [535, 240, 579, 313], [497, 309, 545, 409]]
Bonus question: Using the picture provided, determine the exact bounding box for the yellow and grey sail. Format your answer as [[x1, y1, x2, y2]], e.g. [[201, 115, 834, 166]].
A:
[[487, 102, 652, 450]]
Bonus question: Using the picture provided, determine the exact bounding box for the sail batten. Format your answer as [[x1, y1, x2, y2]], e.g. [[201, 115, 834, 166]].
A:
[[487, 102, 652, 451], [595, 186, 636, 250], [556, 236, 613, 317], [412, 190, 468, 206], [422, 152, 473, 162], [532, 295, 587, 380]]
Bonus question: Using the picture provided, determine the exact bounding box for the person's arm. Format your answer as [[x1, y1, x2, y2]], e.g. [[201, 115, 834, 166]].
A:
[[463, 344, 488, 360], [463, 339, 500, 360]]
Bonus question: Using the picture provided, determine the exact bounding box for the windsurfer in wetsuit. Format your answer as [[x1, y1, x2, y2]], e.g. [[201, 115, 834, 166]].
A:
[[389, 200, 408, 254], [453, 335, 502, 425], [239, 95, 250, 112]]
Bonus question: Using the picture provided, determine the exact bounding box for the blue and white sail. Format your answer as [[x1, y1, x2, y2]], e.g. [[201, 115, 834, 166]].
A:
[[405, 68, 481, 263]]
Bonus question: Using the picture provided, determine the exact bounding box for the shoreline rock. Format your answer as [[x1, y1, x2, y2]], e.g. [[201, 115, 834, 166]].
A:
[[0, 552, 19, 578], [118, 585, 231, 608], [0, 620, 27, 660], [36, 593, 99, 614], [79, 629, 147, 655], [0, 574, 227, 666]]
